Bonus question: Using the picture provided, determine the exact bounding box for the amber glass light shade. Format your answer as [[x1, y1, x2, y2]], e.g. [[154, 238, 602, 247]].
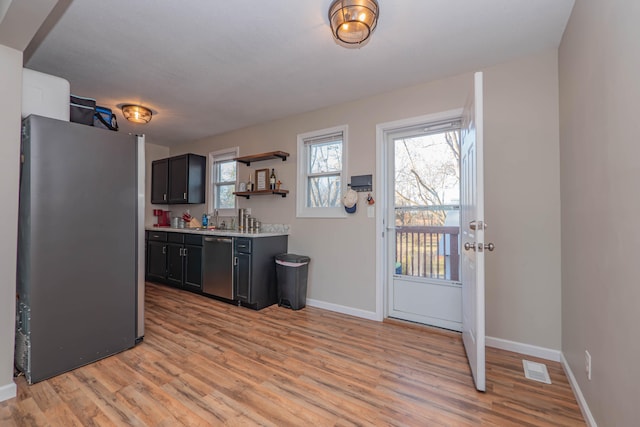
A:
[[122, 105, 152, 124], [328, 0, 379, 47]]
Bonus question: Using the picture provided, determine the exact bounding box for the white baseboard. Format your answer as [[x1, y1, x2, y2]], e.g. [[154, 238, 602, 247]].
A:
[[305, 298, 379, 321], [561, 353, 597, 427], [0, 381, 16, 403], [485, 336, 562, 362], [486, 337, 596, 426]]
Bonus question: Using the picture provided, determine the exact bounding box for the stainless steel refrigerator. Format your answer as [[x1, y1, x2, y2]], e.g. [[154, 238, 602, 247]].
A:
[[15, 114, 145, 384]]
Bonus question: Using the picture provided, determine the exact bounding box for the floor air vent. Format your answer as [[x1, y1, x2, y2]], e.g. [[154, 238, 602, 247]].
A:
[[522, 360, 551, 384]]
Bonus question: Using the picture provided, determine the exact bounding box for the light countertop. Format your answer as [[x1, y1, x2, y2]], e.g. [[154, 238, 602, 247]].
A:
[[145, 226, 288, 238]]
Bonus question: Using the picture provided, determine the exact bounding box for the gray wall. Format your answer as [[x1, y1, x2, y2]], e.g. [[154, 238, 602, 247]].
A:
[[484, 52, 561, 349], [559, 0, 640, 425], [0, 0, 68, 400], [172, 49, 562, 351], [0, 43, 22, 400]]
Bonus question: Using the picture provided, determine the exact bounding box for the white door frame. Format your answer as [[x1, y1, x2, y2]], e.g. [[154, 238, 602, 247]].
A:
[[375, 109, 464, 321]]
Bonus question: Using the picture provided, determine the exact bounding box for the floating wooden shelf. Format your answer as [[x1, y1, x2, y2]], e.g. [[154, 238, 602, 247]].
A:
[[234, 151, 289, 166], [233, 189, 289, 199]]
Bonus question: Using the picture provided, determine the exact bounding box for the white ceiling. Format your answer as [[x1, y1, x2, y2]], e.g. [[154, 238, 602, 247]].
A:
[[24, 0, 574, 146]]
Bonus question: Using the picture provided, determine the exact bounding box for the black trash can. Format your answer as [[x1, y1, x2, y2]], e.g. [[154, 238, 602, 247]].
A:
[[276, 254, 311, 310]]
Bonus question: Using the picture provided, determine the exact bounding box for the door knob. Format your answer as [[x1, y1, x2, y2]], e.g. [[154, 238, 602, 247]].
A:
[[465, 242, 494, 251]]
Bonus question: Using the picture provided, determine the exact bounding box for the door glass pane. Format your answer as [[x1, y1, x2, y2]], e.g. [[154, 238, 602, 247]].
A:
[[394, 129, 461, 280]]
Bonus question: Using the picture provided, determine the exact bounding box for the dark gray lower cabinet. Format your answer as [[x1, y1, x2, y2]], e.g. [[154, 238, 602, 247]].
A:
[[183, 242, 203, 291], [234, 236, 288, 310], [146, 231, 287, 310], [166, 241, 184, 288], [234, 251, 251, 303], [145, 231, 203, 292], [146, 231, 168, 282]]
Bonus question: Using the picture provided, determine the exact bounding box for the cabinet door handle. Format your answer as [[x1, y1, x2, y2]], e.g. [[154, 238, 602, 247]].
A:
[[162, 245, 166, 254], [234, 256, 238, 266], [183, 192, 187, 200], [183, 248, 188, 256], [163, 193, 167, 201], [178, 248, 183, 256]]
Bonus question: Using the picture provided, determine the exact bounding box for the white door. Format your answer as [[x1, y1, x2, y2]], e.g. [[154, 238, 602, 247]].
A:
[[460, 72, 486, 391], [384, 114, 463, 331]]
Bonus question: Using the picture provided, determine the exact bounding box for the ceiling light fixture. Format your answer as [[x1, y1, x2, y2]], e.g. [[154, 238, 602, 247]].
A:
[[121, 104, 152, 124], [328, 0, 379, 47]]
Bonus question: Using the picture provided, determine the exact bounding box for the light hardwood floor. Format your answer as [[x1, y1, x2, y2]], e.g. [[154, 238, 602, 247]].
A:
[[1, 282, 584, 426]]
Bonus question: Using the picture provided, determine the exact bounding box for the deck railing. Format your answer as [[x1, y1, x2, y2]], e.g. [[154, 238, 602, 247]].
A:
[[395, 226, 460, 281]]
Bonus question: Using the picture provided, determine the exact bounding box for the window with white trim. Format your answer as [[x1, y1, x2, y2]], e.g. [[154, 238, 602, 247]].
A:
[[209, 147, 238, 215], [297, 125, 347, 218]]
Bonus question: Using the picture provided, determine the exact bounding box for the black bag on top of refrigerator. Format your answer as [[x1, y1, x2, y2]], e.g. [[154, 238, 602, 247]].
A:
[[69, 95, 95, 125]]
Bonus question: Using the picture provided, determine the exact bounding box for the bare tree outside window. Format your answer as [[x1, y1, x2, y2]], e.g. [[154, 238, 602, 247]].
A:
[[395, 130, 460, 226], [307, 140, 342, 208], [394, 128, 461, 280], [297, 125, 347, 218], [215, 160, 236, 209]]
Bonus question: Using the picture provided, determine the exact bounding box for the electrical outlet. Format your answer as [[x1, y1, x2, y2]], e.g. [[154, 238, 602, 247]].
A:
[[585, 350, 592, 380]]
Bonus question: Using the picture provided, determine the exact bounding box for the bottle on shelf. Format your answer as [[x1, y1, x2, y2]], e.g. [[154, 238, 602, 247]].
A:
[[248, 173, 254, 192], [270, 168, 276, 190]]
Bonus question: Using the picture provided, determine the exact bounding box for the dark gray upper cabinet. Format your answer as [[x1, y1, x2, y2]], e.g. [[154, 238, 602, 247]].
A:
[[168, 154, 201, 204], [150, 159, 169, 204], [151, 153, 206, 205]]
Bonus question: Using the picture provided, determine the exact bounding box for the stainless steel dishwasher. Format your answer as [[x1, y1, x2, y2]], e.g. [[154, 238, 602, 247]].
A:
[[202, 236, 234, 299]]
